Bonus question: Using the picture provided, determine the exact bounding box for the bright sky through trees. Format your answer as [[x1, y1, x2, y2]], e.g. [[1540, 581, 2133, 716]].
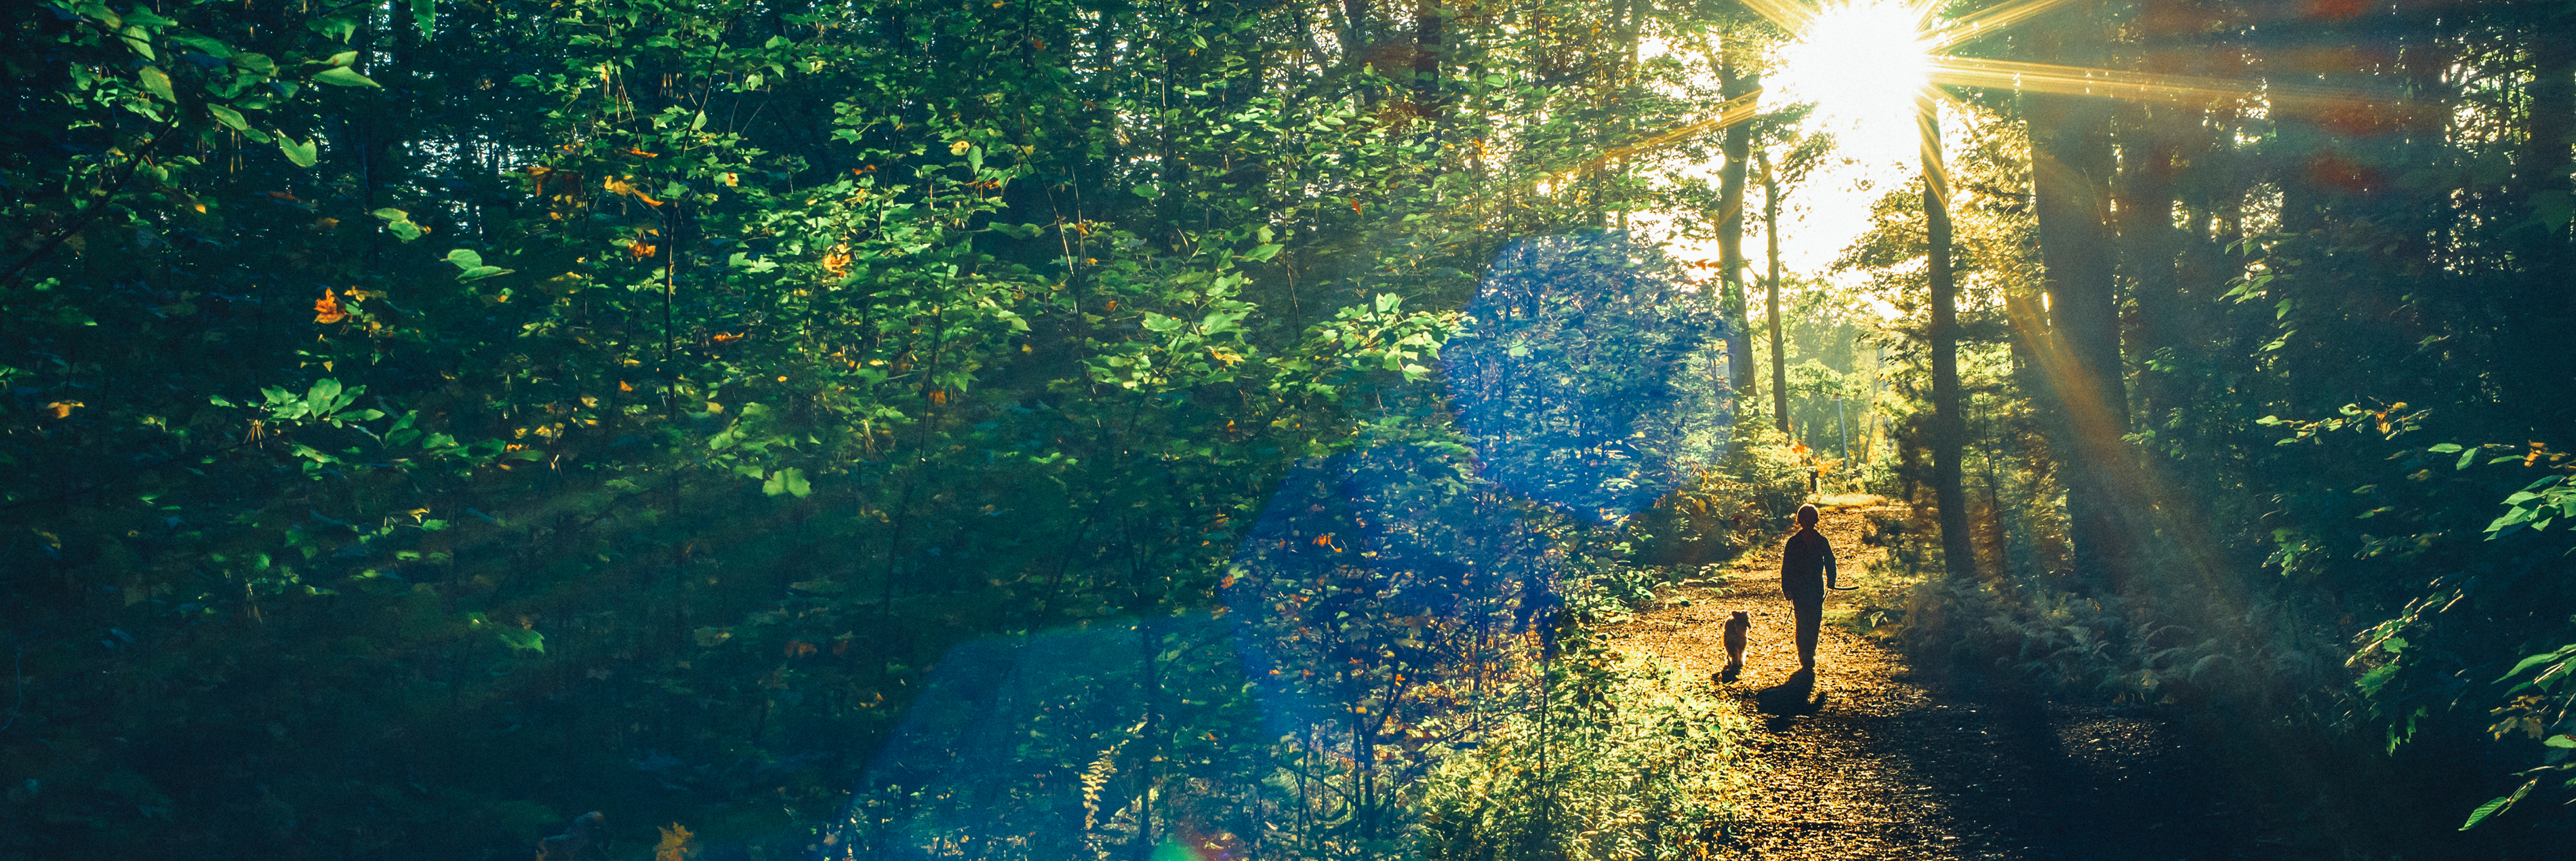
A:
[[1771, 0, 1936, 163], [1665, 0, 1941, 304]]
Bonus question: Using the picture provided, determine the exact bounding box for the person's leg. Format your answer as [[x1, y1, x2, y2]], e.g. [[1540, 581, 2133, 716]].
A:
[[1794, 599, 1822, 668]]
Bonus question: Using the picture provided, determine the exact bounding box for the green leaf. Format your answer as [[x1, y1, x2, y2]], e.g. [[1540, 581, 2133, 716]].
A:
[[2499, 647, 2576, 683], [313, 66, 380, 87], [1243, 243, 1284, 262], [457, 266, 514, 282], [207, 104, 249, 131], [2545, 735, 2576, 749], [2426, 443, 2462, 454], [372, 209, 422, 241], [445, 249, 484, 270], [1131, 182, 1162, 199], [495, 628, 545, 654], [167, 33, 233, 59], [138, 66, 174, 102], [763, 467, 812, 498], [2461, 779, 2535, 830], [121, 25, 154, 60], [2355, 662, 2400, 696], [1142, 312, 1183, 332], [277, 133, 317, 167], [232, 52, 277, 75], [692, 626, 733, 647], [2457, 448, 2478, 470], [306, 378, 344, 408], [411, 0, 433, 34]]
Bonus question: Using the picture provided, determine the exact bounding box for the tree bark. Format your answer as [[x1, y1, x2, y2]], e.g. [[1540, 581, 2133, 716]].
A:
[[2523, 9, 2576, 397], [1412, 0, 1443, 117], [1762, 152, 1788, 436], [2028, 0, 2129, 588], [2524, 15, 2573, 240], [1717, 37, 1756, 407], [1922, 94, 1976, 580]]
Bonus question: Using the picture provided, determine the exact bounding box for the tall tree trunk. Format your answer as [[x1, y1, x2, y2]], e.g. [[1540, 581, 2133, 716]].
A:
[[1921, 94, 1976, 580], [1717, 37, 1756, 407], [2028, 0, 2129, 588], [1762, 152, 1788, 436], [2524, 10, 2576, 399], [1412, 0, 1443, 117], [1340, 0, 1371, 60], [2126, 0, 2207, 428], [2120, 106, 2183, 424]]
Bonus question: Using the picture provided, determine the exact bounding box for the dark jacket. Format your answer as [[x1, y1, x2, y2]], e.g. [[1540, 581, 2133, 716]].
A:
[[1779, 527, 1837, 604]]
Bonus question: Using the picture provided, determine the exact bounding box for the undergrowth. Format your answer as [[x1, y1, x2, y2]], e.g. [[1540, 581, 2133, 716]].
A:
[[1415, 643, 1752, 861]]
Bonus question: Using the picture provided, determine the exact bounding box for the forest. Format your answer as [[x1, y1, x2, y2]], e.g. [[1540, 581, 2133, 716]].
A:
[[1, 0, 2571, 858]]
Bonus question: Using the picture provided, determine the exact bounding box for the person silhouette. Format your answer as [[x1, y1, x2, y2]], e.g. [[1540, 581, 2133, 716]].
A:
[[1781, 502, 1857, 670]]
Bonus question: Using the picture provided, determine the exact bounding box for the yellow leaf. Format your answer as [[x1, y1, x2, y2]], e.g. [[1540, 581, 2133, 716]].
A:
[[602, 175, 664, 205], [654, 824, 695, 861]]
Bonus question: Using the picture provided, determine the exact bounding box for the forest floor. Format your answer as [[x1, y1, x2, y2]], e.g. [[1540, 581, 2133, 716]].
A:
[[1604, 504, 2332, 860]]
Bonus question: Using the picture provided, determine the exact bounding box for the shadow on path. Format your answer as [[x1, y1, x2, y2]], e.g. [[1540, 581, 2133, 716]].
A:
[[1604, 506, 2330, 859], [1752, 668, 1828, 731]]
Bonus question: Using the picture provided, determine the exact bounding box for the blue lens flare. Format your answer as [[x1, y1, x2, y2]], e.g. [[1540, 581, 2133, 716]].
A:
[[1445, 232, 1736, 523], [828, 232, 1737, 860]]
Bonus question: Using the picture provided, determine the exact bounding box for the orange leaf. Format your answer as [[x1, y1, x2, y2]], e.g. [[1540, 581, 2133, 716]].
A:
[[43, 401, 82, 419], [785, 641, 818, 658], [602, 175, 664, 206], [654, 824, 695, 861], [314, 289, 347, 323]]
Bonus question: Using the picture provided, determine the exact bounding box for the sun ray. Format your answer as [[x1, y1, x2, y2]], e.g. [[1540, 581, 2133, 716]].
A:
[[1925, 0, 2082, 52], [1926, 55, 2432, 124], [1548, 90, 1768, 184], [1735, 0, 1814, 31]]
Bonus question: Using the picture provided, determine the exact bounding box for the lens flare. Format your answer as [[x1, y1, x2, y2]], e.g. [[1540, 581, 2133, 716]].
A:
[[1771, 0, 1935, 165]]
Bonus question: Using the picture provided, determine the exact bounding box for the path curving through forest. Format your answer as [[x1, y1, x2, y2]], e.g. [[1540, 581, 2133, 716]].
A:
[[1606, 505, 2327, 860]]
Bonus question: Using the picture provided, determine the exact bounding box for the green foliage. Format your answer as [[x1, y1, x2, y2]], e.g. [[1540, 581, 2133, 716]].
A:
[[0, 0, 1773, 856], [1416, 644, 1749, 861], [1809, 0, 2576, 849]]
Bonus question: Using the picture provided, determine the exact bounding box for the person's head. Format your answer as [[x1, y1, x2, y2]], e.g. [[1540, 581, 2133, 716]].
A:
[[1796, 503, 1819, 529]]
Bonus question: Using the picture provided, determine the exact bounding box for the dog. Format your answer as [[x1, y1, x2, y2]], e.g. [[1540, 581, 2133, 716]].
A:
[[1718, 610, 1752, 683]]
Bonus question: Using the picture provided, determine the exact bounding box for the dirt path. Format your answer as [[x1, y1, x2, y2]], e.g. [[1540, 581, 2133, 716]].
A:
[[1606, 505, 2321, 860]]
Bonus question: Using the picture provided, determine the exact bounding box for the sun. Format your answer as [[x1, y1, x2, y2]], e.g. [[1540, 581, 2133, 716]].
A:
[[1771, 0, 1936, 164]]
